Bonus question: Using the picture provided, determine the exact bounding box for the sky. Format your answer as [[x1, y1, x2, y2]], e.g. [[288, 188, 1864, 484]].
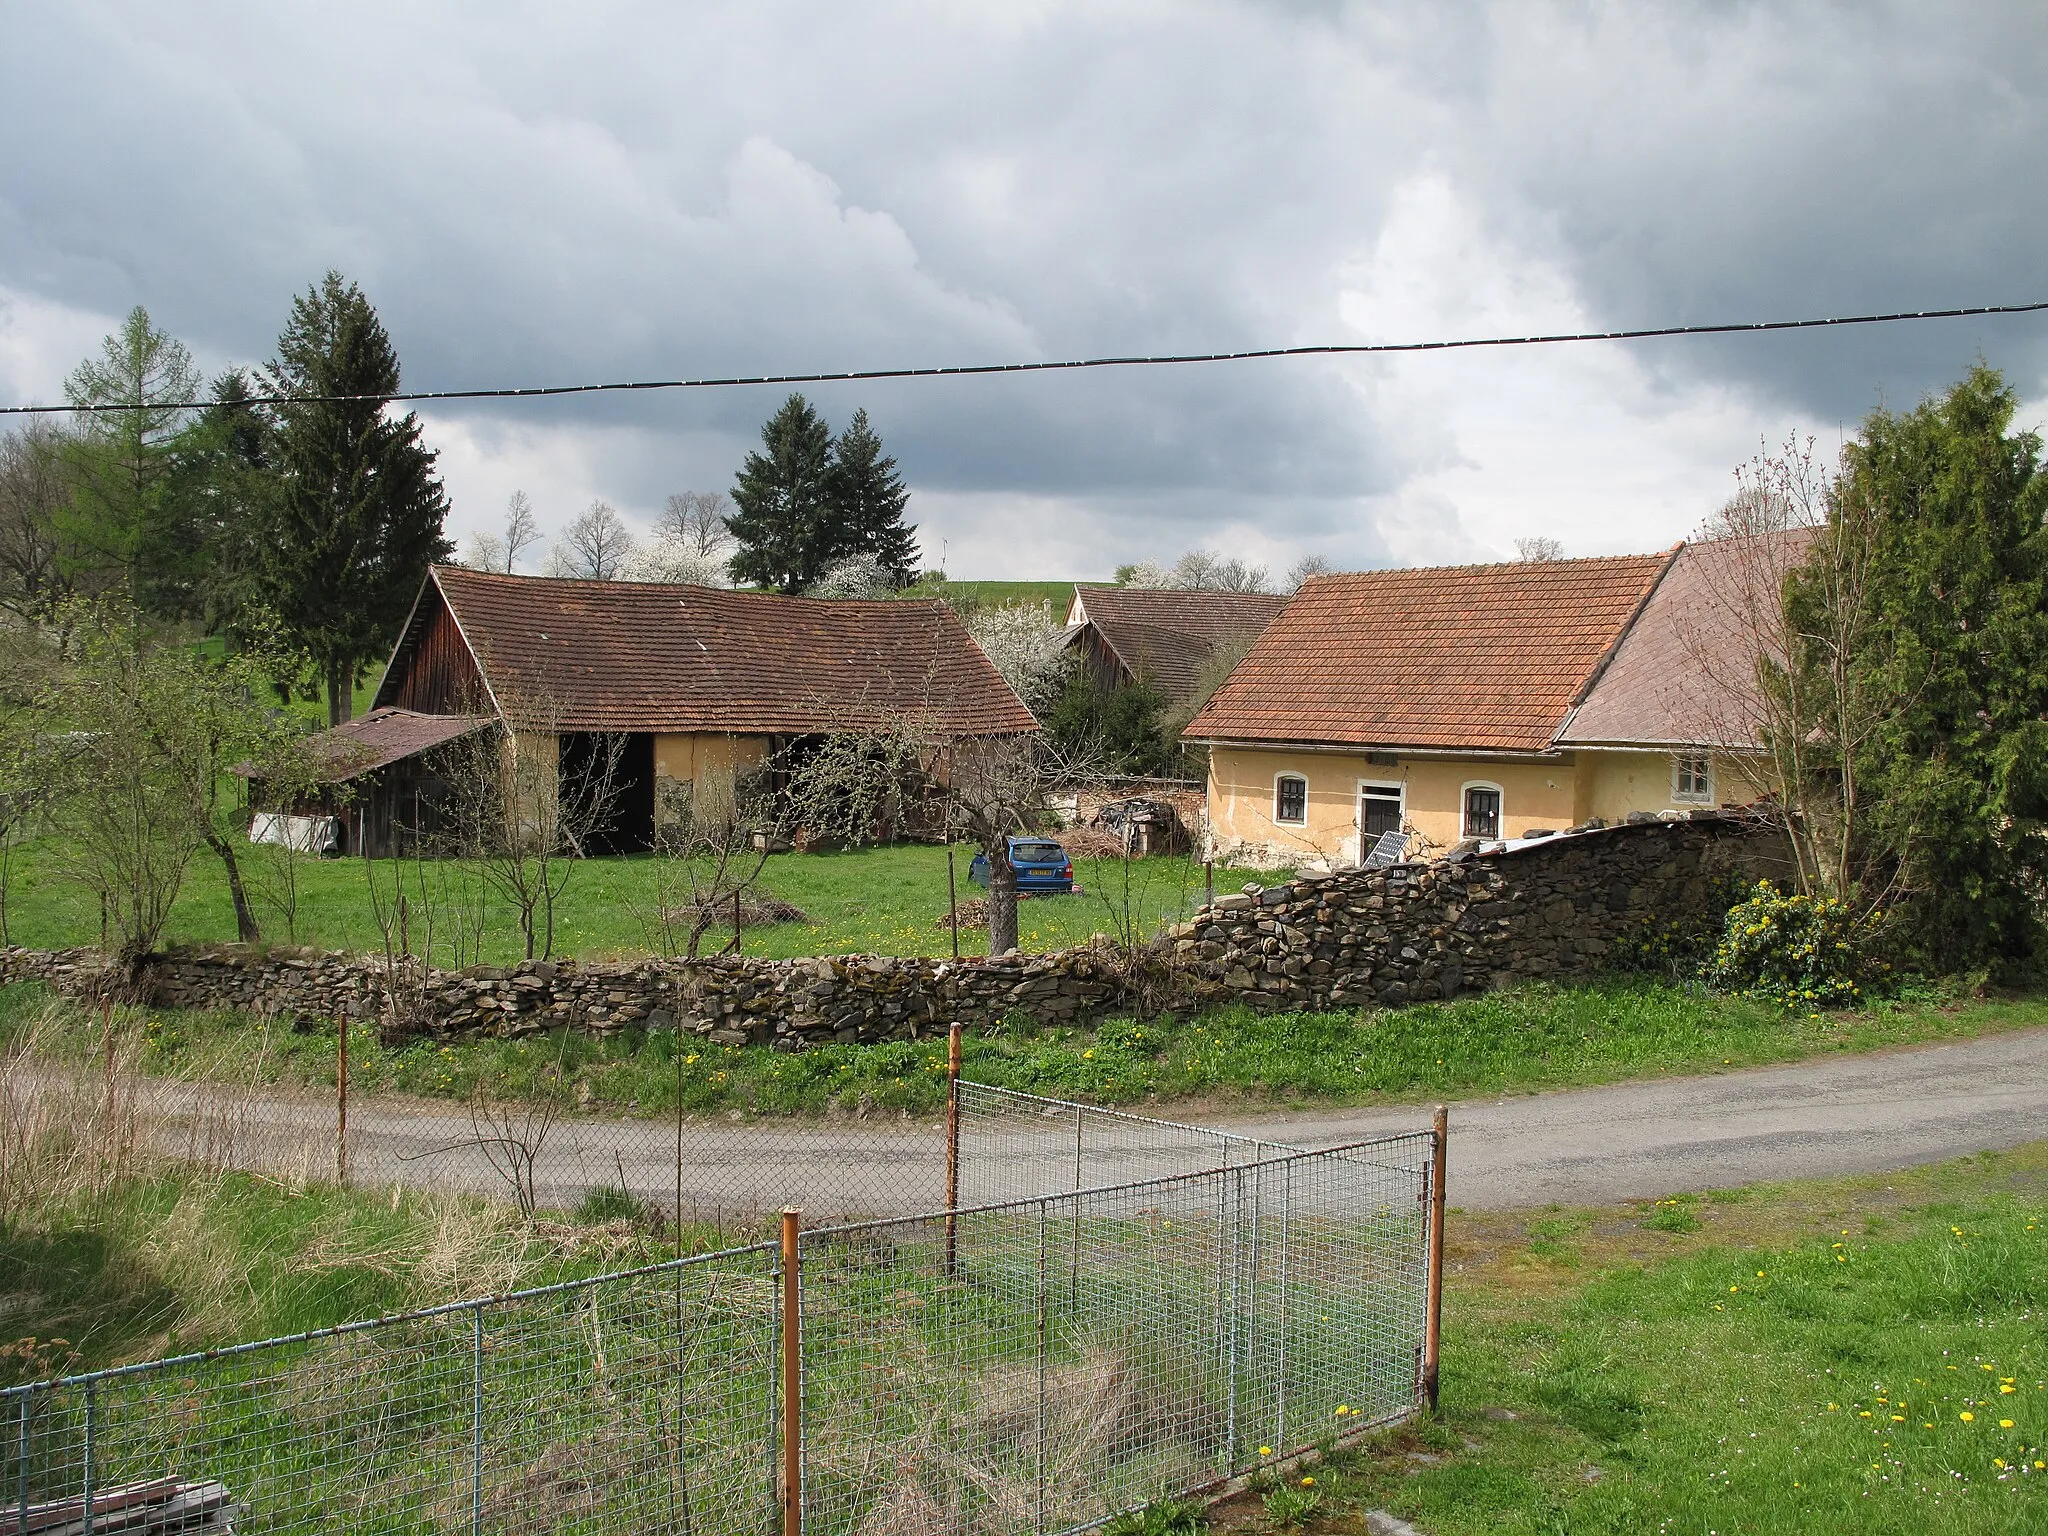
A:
[[3, 2, 2045, 580]]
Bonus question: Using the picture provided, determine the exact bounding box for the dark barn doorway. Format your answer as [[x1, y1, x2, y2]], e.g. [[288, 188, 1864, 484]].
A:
[[560, 731, 655, 855]]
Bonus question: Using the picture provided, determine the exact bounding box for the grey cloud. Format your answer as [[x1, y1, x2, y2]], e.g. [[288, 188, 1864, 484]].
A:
[[2, 2, 2043, 574]]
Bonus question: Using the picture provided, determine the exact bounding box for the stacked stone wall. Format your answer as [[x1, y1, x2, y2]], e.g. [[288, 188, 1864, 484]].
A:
[[0, 814, 1787, 1044]]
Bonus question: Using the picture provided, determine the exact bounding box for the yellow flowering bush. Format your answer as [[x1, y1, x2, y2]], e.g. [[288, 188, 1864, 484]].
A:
[[1707, 881, 1883, 1010]]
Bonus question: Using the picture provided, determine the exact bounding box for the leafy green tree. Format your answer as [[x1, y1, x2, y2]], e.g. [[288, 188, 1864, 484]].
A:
[[245, 273, 452, 723], [1818, 364, 2048, 969], [56, 307, 201, 608], [728, 393, 837, 592], [829, 407, 918, 585]]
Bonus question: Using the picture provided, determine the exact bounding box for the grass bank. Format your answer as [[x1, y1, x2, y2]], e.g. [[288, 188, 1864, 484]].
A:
[[0, 840, 1244, 964], [5, 975, 2038, 1120], [1257, 1141, 2048, 1534]]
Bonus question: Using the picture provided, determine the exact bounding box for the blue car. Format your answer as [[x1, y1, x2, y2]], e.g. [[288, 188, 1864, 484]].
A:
[[968, 837, 1076, 895]]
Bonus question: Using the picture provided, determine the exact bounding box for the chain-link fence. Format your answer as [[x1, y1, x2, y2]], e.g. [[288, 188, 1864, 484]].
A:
[[797, 1134, 1434, 1536], [3, 1127, 1436, 1536], [2, 1244, 781, 1536]]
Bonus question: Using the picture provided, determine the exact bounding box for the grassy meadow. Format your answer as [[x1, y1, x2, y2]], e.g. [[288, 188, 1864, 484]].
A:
[[0, 839, 1243, 964], [1264, 1142, 2048, 1535]]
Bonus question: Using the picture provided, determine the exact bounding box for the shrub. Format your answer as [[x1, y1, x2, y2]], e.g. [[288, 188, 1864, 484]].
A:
[[1610, 873, 1749, 981], [1706, 881, 1883, 1010]]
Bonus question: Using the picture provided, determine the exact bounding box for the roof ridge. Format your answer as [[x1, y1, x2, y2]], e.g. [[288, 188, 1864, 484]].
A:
[[1295, 547, 1678, 586]]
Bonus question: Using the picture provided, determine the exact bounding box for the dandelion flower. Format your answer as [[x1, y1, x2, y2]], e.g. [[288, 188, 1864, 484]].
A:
[[1258, 1447, 1272, 1457], [2001, 1419, 2015, 1429], [1300, 1477, 1314, 1488], [1961, 1412, 1975, 1422]]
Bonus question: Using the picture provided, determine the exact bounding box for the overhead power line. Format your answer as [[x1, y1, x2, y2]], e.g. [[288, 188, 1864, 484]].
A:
[[6, 299, 2045, 417]]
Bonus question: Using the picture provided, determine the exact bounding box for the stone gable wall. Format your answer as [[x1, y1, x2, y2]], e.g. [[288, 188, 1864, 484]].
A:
[[0, 814, 1786, 1044]]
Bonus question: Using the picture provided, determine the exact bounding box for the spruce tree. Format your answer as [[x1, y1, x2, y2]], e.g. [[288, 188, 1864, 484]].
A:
[[247, 273, 452, 724], [829, 407, 919, 586], [727, 394, 837, 593]]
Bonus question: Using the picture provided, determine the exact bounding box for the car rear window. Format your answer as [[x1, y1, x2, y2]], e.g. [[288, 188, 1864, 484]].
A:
[[1013, 842, 1064, 861]]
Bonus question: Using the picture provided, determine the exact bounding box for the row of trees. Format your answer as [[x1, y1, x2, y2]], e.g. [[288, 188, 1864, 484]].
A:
[[1698, 365, 2048, 975], [0, 279, 452, 725]]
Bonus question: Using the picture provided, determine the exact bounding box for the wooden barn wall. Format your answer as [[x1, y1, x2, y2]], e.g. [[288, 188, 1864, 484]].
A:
[[385, 594, 486, 715]]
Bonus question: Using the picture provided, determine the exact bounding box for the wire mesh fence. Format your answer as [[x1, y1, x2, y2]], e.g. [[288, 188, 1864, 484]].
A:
[[795, 1133, 1433, 1536], [4, 1053, 1442, 1536], [2, 1244, 782, 1536]]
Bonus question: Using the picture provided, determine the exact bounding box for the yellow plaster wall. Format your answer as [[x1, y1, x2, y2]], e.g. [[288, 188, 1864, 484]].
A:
[[1581, 748, 1772, 822], [1206, 748, 1581, 865], [653, 732, 769, 823]]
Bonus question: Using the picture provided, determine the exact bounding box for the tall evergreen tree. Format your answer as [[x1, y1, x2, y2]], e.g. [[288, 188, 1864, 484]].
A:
[[726, 393, 837, 593], [57, 307, 200, 609], [246, 273, 452, 723], [1816, 364, 2048, 968], [829, 408, 919, 586], [159, 370, 274, 627]]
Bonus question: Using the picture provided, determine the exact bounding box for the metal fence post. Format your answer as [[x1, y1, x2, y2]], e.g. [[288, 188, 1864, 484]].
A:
[[1035, 1201, 1049, 1536], [335, 1011, 349, 1187], [1423, 1105, 1448, 1413], [470, 1306, 484, 1536], [1223, 1166, 1241, 1469], [1276, 1162, 1292, 1453], [78, 1384, 92, 1536], [944, 1024, 963, 1276], [14, 1391, 29, 1536], [780, 1209, 802, 1536]]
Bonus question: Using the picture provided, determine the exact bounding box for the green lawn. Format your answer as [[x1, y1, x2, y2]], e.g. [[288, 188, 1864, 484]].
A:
[[9, 976, 2040, 1120], [900, 576, 1078, 613], [0, 839, 1242, 964], [1284, 1142, 2048, 1534]]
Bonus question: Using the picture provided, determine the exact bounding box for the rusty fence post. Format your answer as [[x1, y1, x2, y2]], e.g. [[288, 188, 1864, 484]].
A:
[[780, 1207, 802, 1536], [1423, 1104, 1448, 1413], [732, 890, 744, 956], [335, 1012, 350, 1186], [944, 1022, 963, 1275], [1205, 858, 1213, 910]]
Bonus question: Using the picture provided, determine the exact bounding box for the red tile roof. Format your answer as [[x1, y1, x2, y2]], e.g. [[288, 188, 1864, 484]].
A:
[[1559, 530, 1813, 750], [1067, 585, 1290, 701], [375, 567, 1039, 737], [1185, 552, 1677, 753]]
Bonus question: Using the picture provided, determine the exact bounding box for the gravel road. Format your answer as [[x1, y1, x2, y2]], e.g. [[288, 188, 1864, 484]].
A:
[[138, 1027, 2048, 1217]]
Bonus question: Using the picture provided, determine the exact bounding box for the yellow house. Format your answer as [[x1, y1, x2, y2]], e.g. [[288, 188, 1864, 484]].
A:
[[1185, 541, 1777, 867]]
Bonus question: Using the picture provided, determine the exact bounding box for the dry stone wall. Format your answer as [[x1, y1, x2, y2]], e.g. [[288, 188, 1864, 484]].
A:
[[0, 814, 1787, 1044]]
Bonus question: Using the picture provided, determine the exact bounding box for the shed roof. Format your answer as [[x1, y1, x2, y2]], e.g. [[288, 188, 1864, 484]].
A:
[[247, 708, 492, 783], [1066, 585, 1290, 701], [375, 567, 1039, 737], [1184, 552, 1676, 753]]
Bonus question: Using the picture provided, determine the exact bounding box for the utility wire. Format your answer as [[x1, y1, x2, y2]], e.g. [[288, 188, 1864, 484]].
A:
[[7, 299, 2045, 416]]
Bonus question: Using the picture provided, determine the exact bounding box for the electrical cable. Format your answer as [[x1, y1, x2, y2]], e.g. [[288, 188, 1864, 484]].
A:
[[6, 299, 2045, 416]]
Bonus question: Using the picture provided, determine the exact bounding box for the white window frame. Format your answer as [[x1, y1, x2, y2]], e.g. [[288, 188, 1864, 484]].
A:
[[1273, 771, 1309, 827], [1357, 779, 1406, 839], [1671, 753, 1713, 804], [1460, 780, 1504, 841]]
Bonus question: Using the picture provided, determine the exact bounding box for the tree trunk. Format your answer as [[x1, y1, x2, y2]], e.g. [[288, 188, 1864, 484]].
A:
[[327, 657, 354, 726], [203, 827, 263, 943], [986, 847, 1019, 956]]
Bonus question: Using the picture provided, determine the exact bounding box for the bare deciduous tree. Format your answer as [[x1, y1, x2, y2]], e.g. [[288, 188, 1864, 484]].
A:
[[1669, 437, 1910, 907], [0, 422, 77, 622], [466, 491, 543, 574], [1513, 536, 1565, 562], [546, 500, 637, 580], [660, 491, 734, 559], [1284, 554, 1333, 591]]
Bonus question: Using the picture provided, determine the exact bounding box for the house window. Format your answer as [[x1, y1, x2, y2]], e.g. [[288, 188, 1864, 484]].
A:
[[1274, 774, 1308, 826], [1672, 754, 1713, 804], [1462, 783, 1502, 840], [1360, 783, 1404, 837]]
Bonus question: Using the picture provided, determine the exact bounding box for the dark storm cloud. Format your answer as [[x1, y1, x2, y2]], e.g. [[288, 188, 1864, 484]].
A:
[[2, 2, 2043, 571]]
